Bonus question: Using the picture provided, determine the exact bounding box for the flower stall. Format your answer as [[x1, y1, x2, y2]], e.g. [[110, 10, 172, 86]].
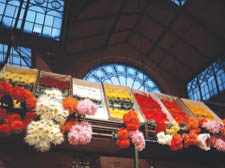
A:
[[72, 78, 108, 120]]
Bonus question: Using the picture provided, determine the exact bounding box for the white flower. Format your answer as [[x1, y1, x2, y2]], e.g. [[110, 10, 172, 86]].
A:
[[73, 85, 102, 101], [157, 132, 172, 145]]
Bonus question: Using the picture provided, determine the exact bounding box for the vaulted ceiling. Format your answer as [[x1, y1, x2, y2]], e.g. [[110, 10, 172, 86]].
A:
[[59, 0, 225, 84]]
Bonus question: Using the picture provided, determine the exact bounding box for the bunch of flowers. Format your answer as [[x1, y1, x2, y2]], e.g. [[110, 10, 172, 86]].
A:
[[25, 119, 64, 152], [116, 128, 130, 149], [0, 71, 36, 85], [166, 121, 180, 136], [182, 132, 198, 148], [35, 89, 69, 125], [76, 99, 97, 116], [0, 111, 37, 137], [117, 110, 145, 151], [63, 97, 78, 115], [157, 132, 172, 145], [170, 134, 183, 151], [198, 118, 208, 127], [209, 136, 225, 152], [161, 100, 188, 124], [61, 119, 76, 133], [202, 120, 224, 134], [105, 88, 133, 119], [0, 82, 37, 110], [134, 93, 169, 122], [68, 121, 92, 145], [186, 104, 213, 121], [186, 117, 200, 134]]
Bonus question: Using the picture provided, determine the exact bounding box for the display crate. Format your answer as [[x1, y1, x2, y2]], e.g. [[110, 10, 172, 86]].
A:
[[103, 83, 145, 123], [181, 98, 220, 120], [0, 64, 39, 92], [72, 78, 109, 120], [36, 71, 71, 98], [155, 93, 196, 126], [132, 89, 173, 123]]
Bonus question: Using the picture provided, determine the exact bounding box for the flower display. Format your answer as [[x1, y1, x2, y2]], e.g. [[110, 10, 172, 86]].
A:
[[166, 121, 180, 136], [73, 84, 108, 120], [61, 119, 76, 133], [170, 134, 183, 151], [76, 99, 97, 116], [123, 110, 140, 132], [39, 77, 70, 91], [68, 121, 92, 145], [0, 108, 7, 120], [186, 117, 200, 134], [63, 97, 78, 115], [209, 136, 225, 152], [35, 89, 69, 125], [197, 134, 211, 151], [131, 130, 145, 151], [202, 120, 224, 134], [116, 139, 130, 149], [117, 128, 129, 140], [105, 88, 133, 119], [186, 104, 213, 121], [0, 71, 36, 85], [11, 120, 24, 134], [161, 100, 188, 124], [155, 120, 167, 133], [198, 118, 208, 127], [157, 132, 172, 145], [182, 132, 198, 148], [0, 82, 12, 95], [134, 93, 169, 122], [25, 119, 64, 152]]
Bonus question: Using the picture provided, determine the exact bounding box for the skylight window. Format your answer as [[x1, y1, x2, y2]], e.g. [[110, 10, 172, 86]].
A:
[[171, 0, 187, 6]]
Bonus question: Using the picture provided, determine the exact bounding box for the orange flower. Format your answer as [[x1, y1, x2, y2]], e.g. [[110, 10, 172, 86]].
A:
[[182, 133, 189, 140], [116, 139, 130, 149], [10, 87, 26, 102], [0, 124, 11, 136], [117, 128, 129, 140], [186, 117, 199, 130], [26, 96, 37, 110], [61, 119, 76, 133], [198, 118, 208, 127], [123, 110, 137, 126], [0, 82, 12, 95], [23, 89, 34, 99], [5, 114, 22, 124], [11, 120, 24, 134], [183, 132, 198, 148], [63, 97, 78, 115]]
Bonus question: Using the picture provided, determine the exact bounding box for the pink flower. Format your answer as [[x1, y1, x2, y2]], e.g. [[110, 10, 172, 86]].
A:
[[202, 120, 224, 134], [68, 121, 92, 145], [197, 134, 211, 151], [131, 130, 145, 151], [214, 138, 225, 152], [77, 99, 97, 116]]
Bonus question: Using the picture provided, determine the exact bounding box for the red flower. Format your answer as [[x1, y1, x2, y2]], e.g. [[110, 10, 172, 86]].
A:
[[170, 134, 183, 151], [63, 97, 78, 115], [118, 128, 129, 140], [0, 108, 7, 120], [123, 110, 140, 132], [23, 118, 34, 128], [23, 90, 34, 99], [61, 119, 76, 133], [155, 120, 166, 133], [198, 118, 208, 127], [10, 87, 26, 102], [123, 110, 137, 126], [25, 112, 37, 119], [0, 124, 11, 136], [127, 123, 139, 132], [183, 132, 198, 148], [116, 139, 130, 149], [5, 114, 22, 124], [0, 82, 12, 95], [11, 120, 24, 134], [26, 96, 37, 110]]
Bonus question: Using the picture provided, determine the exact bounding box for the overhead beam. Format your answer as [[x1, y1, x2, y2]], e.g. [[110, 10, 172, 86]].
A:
[[137, 30, 195, 73], [103, 0, 128, 48], [75, 11, 140, 23], [145, 12, 180, 58], [126, 0, 153, 42], [70, 28, 132, 41], [144, 12, 211, 60], [127, 42, 186, 84]]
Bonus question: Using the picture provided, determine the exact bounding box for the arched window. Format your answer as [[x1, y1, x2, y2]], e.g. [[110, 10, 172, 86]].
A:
[[83, 63, 162, 93]]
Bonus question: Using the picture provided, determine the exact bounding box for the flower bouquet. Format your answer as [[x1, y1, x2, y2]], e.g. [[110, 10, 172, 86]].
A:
[[72, 78, 108, 120], [35, 71, 71, 98], [0, 64, 38, 91]]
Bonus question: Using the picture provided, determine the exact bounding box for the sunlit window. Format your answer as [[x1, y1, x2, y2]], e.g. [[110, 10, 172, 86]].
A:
[[0, 43, 32, 68], [171, 0, 187, 6], [83, 63, 161, 93], [0, 0, 64, 40], [187, 58, 225, 101]]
